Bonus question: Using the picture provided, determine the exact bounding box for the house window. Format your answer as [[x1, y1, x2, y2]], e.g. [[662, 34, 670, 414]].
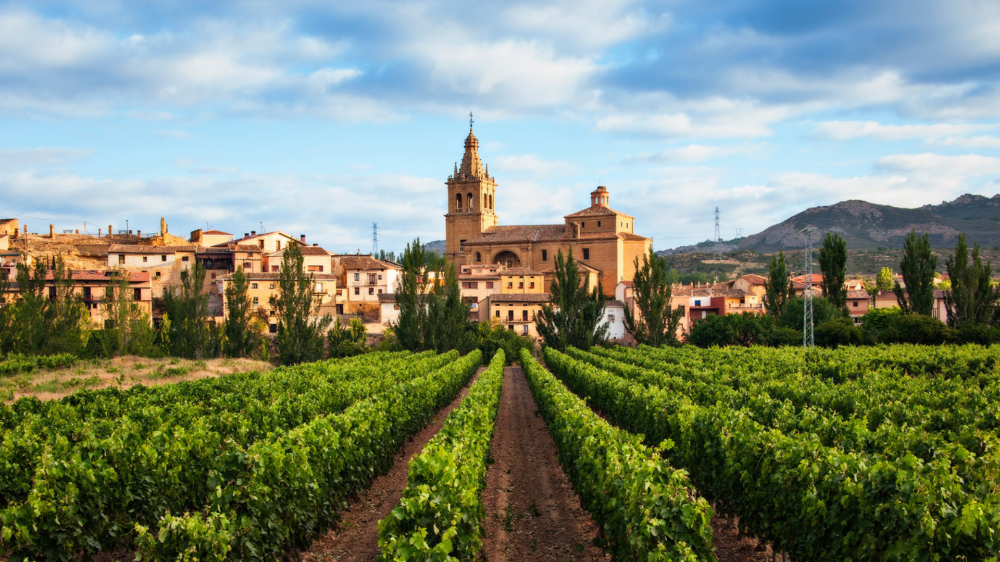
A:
[[142, 256, 148, 262], [378, 289, 383, 294], [369, 273, 376, 284], [507, 282, 513, 289], [394, 304, 400, 310], [269, 284, 274, 290], [519, 282, 524, 289], [476, 252, 482, 262], [522, 310, 528, 321], [83, 287, 91, 299], [486, 282, 494, 289], [276, 241, 281, 251], [244, 262, 252, 269], [542, 250, 547, 261], [530, 282, 535, 289], [508, 310, 514, 321], [495, 310, 500, 318], [694, 300, 701, 306], [315, 283, 323, 292], [272, 266, 279, 272], [211, 273, 217, 279], [597, 221, 601, 227], [368, 288, 374, 295], [270, 310, 275, 317], [522, 325, 529, 335], [269, 323, 277, 333], [161, 255, 167, 262], [853, 301, 859, 307], [308, 265, 323, 272], [354, 273, 360, 281], [118, 255, 125, 265], [378, 274, 383, 280], [355, 287, 360, 295], [609, 314, 615, 322], [508, 325, 514, 331], [253, 296, 259, 305], [251, 283, 258, 289], [133, 288, 142, 300], [259, 240, 265, 249], [583, 248, 590, 260], [181, 256, 189, 262], [155, 271, 161, 280]]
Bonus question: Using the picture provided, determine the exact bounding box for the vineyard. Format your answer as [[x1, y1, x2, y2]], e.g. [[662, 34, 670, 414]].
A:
[[1, 344, 999, 561]]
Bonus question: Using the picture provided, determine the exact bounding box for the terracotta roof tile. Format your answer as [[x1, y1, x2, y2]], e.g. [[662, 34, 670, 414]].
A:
[[740, 274, 768, 285], [339, 255, 400, 271], [202, 230, 232, 235], [299, 246, 331, 256], [564, 205, 635, 219], [499, 267, 542, 276], [491, 293, 551, 303], [219, 272, 338, 281], [108, 244, 198, 254], [605, 300, 626, 308], [847, 290, 870, 299]]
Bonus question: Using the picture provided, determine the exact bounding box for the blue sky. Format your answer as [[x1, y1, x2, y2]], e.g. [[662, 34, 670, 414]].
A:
[[1, 0, 999, 253]]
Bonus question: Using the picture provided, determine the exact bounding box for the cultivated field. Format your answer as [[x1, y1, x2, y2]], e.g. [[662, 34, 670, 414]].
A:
[[1, 344, 997, 561]]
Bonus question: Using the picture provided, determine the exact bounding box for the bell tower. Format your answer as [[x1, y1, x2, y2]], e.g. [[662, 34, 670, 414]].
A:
[[445, 116, 498, 265]]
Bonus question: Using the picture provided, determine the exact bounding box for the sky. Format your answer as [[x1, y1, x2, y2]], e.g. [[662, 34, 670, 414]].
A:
[[1, 0, 999, 253]]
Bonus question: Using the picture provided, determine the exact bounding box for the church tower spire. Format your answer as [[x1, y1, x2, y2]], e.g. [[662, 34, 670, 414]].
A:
[[444, 117, 498, 265]]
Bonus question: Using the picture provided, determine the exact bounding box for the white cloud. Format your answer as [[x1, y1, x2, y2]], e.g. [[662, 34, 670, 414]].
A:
[[813, 120, 997, 142], [493, 154, 575, 175], [0, 147, 93, 167], [623, 143, 761, 164]]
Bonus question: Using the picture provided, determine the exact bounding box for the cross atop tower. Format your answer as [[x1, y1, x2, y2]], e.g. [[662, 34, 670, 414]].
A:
[[469, 111, 474, 129]]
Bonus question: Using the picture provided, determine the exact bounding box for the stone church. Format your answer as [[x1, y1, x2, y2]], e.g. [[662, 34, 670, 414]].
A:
[[444, 124, 652, 297]]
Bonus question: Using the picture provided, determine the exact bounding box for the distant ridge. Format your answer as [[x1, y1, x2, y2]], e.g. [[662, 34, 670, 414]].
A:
[[661, 194, 1000, 254]]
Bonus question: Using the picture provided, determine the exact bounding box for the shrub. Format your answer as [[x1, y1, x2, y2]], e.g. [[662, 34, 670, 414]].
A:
[[815, 317, 865, 348]]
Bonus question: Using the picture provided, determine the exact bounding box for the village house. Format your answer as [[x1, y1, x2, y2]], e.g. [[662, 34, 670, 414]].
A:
[[2, 270, 152, 327], [332, 254, 402, 315], [265, 245, 332, 274], [190, 229, 235, 247], [483, 293, 551, 338], [216, 271, 339, 333], [602, 300, 627, 341], [846, 290, 871, 323], [230, 230, 303, 254]]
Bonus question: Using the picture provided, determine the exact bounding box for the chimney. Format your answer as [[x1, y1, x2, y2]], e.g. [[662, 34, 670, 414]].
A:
[[137, 230, 141, 238], [108, 225, 112, 239], [251, 230, 256, 237], [49, 224, 54, 238], [313, 243, 318, 247], [98, 228, 102, 237], [300, 234, 306, 243], [160, 217, 167, 235], [244, 233, 249, 238], [75, 230, 79, 234]]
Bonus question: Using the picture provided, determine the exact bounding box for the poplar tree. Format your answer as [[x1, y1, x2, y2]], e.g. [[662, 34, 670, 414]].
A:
[[394, 237, 469, 352], [535, 249, 608, 350], [162, 261, 210, 358], [104, 269, 157, 356], [819, 232, 848, 311], [944, 233, 999, 328], [762, 250, 792, 319], [224, 266, 264, 358], [894, 230, 937, 315], [623, 248, 681, 346], [272, 243, 332, 365]]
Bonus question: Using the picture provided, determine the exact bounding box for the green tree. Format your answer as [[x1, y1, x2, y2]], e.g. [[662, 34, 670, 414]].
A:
[[223, 266, 265, 358], [535, 249, 608, 350], [104, 269, 157, 356], [624, 248, 681, 346], [779, 295, 841, 329], [162, 261, 210, 358], [394, 238, 469, 352], [5, 257, 88, 355], [894, 230, 937, 315], [327, 317, 368, 358], [818, 232, 848, 310], [762, 251, 793, 319], [0, 268, 11, 354], [943, 233, 1000, 328], [271, 243, 332, 365], [876, 267, 894, 293]]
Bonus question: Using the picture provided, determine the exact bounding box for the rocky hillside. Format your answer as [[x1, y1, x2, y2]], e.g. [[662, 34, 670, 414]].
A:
[[667, 194, 1000, 254]]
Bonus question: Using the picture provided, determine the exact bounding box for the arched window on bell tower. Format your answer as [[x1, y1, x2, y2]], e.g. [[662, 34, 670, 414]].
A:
[[467, 192, 474, 210], [455, 193, 462, 212], [475, 252, 482, 262]]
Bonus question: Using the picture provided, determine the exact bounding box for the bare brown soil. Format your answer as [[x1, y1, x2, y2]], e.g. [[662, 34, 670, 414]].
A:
[[710, 516, 775, 562], [479, 366, 609, 562], [301, 367, 484, 562], [1, 355, 272, 403]]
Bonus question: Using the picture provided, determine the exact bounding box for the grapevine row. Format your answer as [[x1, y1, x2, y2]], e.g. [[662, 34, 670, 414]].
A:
[[521, 350, 715, 562], [377, 349, 506, 561]]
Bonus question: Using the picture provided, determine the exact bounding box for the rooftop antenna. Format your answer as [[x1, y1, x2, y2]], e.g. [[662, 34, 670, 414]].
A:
[[712, 206, 722, 261], [372, 222, 379, 255], [802, 227, 816, 348]]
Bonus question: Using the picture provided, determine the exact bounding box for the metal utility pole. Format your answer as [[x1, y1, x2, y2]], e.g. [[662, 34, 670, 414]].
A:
[[802, 227, 815, 348], [372, 222, 378, 256], [713, 206, 722, 260]]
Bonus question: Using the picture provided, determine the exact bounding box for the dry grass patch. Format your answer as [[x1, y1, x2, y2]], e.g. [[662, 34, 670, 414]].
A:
[[0, 355, 273, 403]]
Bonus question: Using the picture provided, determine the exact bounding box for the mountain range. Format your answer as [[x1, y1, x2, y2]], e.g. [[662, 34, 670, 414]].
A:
[[662, 194, 1000, 255]]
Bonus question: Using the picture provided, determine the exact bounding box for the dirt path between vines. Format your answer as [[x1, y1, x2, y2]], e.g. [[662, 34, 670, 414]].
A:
[[479, 366, 609, 562], [301, 367, 484, 562]]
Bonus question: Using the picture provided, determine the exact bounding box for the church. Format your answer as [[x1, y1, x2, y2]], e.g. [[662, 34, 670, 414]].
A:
[[444, 123, 652, 297]]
